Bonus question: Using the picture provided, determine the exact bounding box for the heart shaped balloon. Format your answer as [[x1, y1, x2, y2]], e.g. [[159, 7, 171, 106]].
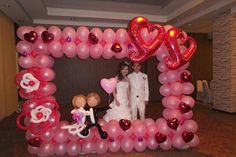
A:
[[182, 131, 194, 143], [111, 43, 122, 53], [28, 137, 41, 147], [128, 16, 165, 63], [24, 31, 38, 43], [119, 119, 131, 131], [100, 77, 117, 94], [155, 132, 167, 143], [167, 118, 179, 130], [179, 102, 191, 113], [180, 71, 192, 82], [42, 31, 54, 43]]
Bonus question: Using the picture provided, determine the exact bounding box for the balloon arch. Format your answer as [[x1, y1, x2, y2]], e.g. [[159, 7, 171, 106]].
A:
[[15, 17, 199, 156]]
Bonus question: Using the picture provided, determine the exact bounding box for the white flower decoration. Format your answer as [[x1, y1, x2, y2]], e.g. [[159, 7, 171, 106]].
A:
[[20, 73, 40, 93], [30, 105, 52, 123]]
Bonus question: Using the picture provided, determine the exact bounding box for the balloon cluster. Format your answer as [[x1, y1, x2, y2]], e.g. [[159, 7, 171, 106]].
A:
[[15, 16, 199, 156]]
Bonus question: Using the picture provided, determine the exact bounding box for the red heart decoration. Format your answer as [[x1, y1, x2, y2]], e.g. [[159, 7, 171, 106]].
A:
[[119, 119, 131, 131], [180, 71, 192, 82], [111, 43, 122, 53], [179, 102, 191, 113], [165, 27, 196, 70], [128, 16, 165, 63], [155, 132, 167, 143], [167, 118, 179, 130], [28, 137, 41, 147], [182, 131, 194, 143], [88, 32, 98, 44], [42, 31, 54, 43], [24, 31, 38, 43]]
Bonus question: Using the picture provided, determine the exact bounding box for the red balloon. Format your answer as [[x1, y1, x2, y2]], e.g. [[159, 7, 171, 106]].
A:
[[28, 137, 41, 147], [180, 71, 192, 82], [179, 102, 192, 113], [42, 31, 54, 43], [88, 32, 98, 44], [155, 132, 167, 143], [128, 16, 165, 63], [164, 27, 196, 70], [111, 43, 122, 53], [24, 31, 38, 43], [182, 131, 194, 143], [119, 119, 131, 131], [167, 118, 179, 130]]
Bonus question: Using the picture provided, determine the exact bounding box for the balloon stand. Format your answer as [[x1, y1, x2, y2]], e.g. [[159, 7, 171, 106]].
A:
[[15, 16, 199, 156]]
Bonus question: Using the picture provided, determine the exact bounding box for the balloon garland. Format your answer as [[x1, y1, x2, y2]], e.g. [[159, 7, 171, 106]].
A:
[[16, 16, 199, 156]]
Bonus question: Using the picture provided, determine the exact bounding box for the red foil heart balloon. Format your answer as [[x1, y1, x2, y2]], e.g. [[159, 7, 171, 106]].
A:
[[42, 31, 54, 43], [167, 118, 179, 130], [179, 102, 192, 113], [128, 16, 165, 63], [24, 31, 38, 43], [28, 137, 41, 147], [180, 71, 192, 82], [164, 27, 196, 70], [182, 131, 194, 143], [119, 119, 131, 131], [155, 132, 167, 143], [111, 43, 122, 53], [88, 32, 98, 44]]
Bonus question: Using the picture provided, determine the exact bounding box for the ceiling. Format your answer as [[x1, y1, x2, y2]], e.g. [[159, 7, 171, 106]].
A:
[[0, 0, 236, 33]]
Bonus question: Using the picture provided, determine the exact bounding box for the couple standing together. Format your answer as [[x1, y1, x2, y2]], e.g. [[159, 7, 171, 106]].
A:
[[103, 61, 149, 121]]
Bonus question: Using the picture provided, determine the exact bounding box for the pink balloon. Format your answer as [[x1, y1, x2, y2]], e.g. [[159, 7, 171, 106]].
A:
[[122, 125, 134, 138], [40, 68, 55, 81], [182, 120, 198, 133], [76, 42, 89, 59], [155, 42, 169, 61], [48, 41, 63, 58], [62, 27, 76, 41], [48, 26, 62, 40], [159, 137, 172, 150], [114, 44, 128, 59], [163, 109, 182, 121], [166, 70, 180, 83], [25, 130, 37, 140], [156, 118, 171, 135], [67, 141, 80, 156], [100, 77, 117, 94], [82, 141, 94, 154], [141, 28, 151, 43], [16, 41, 32, 55], [33, 41, 49, 55], [34, 54, 51, 68], [158, 72, 168, 84], [134, 137, 147, 152], [162, 96, 180, 109], [182, 83, 194, 95], [95, 140, 108, 154], [28, 145, 39, 154], [157, 61, 167, 72], [34, 26, 46, 41], [181, 96, 195, 108], [77, 26, 89, 42], [103, 28, 116, 43], [147, 136, 158, 150], [54, 143, 67, 156], [17, 26, 34, 40], [172, 134, 185, 149], [106, 120, 121, 138], [182, 111, 193, 120], [53, 129, 68, 144], [102, 43, 114, 59], [18, 55, 34, 68], [134, 123, 146, 137], [40, 82, 56, 97], [90, 28, 103, 42], [146, 124, 157, 137], [63, 42, 77, 58], [180, 62, 190, 70], [132, 119, 143, 127], [160, 84, 171, 96], [144, 118, 155, 127], [108, 138, 120, 152], [57, 121, 69, 129], [188, 134, 199, 147], [116, 29, 128, 43], [38, 142, 55, 156], [40, 128, 54, 142], [121, 138, 134, 153], [90, 43, 103, 59], [170, 82, 183, 95]]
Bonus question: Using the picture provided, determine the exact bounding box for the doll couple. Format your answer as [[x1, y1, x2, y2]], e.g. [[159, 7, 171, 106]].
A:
[[103, 61, 149, 121], [70, 92, 110, 139]]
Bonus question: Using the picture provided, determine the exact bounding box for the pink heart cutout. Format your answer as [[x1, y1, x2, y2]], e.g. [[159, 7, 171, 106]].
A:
[[100, 77, 117, 94]]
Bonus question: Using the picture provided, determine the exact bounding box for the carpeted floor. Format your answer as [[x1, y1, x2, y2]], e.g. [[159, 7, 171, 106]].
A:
[[1, 102, 235, 157]]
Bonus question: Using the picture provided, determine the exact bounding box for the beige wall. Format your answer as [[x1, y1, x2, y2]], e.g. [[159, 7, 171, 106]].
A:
[[0, 11, 18, 120]]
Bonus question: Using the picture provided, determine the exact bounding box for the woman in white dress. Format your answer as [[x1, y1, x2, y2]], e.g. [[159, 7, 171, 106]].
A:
[[103, 61, 131, 121]]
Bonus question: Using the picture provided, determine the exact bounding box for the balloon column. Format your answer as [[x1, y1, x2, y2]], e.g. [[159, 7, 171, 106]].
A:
[[15, 16, 198, 156]]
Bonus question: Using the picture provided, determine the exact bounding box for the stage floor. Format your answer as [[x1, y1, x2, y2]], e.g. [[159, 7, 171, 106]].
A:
[[0, 102, 235, 157]]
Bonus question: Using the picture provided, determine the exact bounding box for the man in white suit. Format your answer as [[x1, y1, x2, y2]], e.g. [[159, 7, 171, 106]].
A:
[[128, 62, 149, 120]]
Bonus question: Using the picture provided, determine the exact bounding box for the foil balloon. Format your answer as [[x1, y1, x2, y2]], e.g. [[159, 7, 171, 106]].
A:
[[42, 31, 54, 43], [164, 27, 196, 70], [128, 16, 165, 63], [24, 31, 38, 43]]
